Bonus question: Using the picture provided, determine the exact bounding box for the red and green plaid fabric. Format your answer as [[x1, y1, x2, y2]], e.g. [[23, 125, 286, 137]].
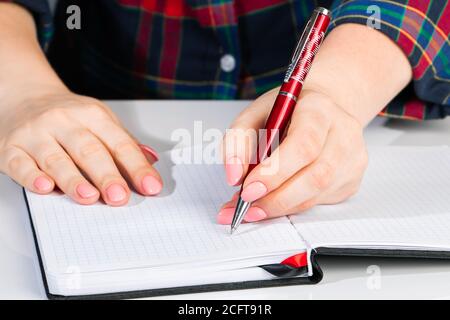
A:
[[2, 0, 449, 119]]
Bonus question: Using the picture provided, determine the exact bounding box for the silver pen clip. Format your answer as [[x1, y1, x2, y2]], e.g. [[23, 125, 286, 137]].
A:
[[283, 9, 321, 82]]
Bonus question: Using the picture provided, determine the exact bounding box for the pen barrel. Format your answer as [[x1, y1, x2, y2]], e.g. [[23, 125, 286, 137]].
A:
[[248, 94, 296, 172], [249, 94, 297, 172], [285, 8, 330, 90], [232, 8, 331, 233], [248, 8, 331, 172]]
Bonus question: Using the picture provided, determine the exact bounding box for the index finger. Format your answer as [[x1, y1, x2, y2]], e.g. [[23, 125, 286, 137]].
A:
[[89, 120, 163, 196]]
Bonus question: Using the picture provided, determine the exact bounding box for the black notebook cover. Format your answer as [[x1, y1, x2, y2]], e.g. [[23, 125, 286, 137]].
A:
[[23, 189, 322, 300], [24, 189, 450, 300]]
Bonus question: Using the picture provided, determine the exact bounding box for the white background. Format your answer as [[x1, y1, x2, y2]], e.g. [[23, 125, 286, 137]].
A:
[[1, 100, 450, 299]]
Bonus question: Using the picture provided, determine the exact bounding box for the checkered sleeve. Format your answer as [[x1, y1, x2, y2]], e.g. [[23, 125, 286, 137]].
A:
[[329, 0, 450, 120], [0, 0, 53, 50]]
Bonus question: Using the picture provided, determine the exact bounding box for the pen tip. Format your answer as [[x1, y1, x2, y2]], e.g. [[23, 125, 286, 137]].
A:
[[230, 226, 236, 235]]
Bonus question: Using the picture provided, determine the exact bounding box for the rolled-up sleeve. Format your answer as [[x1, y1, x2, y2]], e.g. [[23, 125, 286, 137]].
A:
[[330, 0, 450, 120], [0, 0, 53, 50]]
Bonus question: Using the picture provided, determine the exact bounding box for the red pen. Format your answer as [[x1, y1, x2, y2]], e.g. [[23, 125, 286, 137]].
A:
[[230, 7, 332, 234]]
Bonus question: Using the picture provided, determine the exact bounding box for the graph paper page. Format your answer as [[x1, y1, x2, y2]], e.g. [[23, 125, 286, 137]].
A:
[[26, 147, 305, 275], [290, 146, 450, 250]]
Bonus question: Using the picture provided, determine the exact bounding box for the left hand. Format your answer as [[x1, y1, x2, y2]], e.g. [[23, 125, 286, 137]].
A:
[[217, 87, 369, 224]]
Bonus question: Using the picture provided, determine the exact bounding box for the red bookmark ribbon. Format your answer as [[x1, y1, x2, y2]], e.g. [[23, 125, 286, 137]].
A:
[[259, 252, 309, 278], [281, 252, 308, 268]]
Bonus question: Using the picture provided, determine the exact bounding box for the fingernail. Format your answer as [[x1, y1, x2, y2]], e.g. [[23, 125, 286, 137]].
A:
[[241, 181, 268, 202], [244, 207, 267, 222], [139, 144, 159, 162], [76, 183, 99, 199], [33, 176, 53, 192], [106, 184, 127, 203], [225, 157, 243, 186], [217, 207, 235, 225], [141, 175, 162, 195]]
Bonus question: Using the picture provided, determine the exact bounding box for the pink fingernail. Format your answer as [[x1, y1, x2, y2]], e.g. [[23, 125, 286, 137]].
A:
[[225, 157, 243, 186], [217, 207, 235, 225], [139, 144, 159, 162], [33, 176, 53, 192], [141, 175, 162, 195], [76, 183, 99, 199], [241, 181, 268, 202], [244, 207, 267, 222], [106, 184, 127, 203]]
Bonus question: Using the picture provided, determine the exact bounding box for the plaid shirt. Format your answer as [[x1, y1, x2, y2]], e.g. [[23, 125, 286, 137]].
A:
[[2, 0, 450, 120]]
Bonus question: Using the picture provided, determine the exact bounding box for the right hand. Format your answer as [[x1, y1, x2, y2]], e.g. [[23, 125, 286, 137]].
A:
[[0, 89, 163, 206]]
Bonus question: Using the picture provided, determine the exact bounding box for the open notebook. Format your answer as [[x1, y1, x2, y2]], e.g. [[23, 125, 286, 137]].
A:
[[24, 146, 450, 299]]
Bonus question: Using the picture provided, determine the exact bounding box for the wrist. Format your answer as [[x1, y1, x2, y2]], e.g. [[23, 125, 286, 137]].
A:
[[302, 52, 380, 127], [302, 23, 412, 127], [0, 2, 69, 113], [0, 81, 69, 115]]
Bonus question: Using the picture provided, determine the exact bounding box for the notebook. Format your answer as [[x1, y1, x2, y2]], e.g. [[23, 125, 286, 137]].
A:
[[23, 146, 450, 299]]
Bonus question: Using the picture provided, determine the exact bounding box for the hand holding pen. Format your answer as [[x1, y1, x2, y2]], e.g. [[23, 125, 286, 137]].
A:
[[217, 7, 396, 231], [229, 7, 332, 233]]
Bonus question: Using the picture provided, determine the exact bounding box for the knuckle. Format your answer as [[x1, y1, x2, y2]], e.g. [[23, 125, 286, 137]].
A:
[[43, 151, 69, 170], [0, 147, 24, 174], [298, 132, 321, 162], [84, 102, 108, 118], [79, 140, 105, 158], [39, 107, 69, 122], [112, 140, 139, 158], [6, 154, 23, 173], [310, 161, 334, 191], [70, 128, 92, 140]]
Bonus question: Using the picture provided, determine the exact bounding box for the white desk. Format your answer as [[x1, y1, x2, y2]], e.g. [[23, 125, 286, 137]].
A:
[[2, 100, 450, 300]]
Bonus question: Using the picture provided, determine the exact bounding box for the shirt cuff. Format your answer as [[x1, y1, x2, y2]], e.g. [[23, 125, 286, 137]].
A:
[[329, 0, 450, 120]]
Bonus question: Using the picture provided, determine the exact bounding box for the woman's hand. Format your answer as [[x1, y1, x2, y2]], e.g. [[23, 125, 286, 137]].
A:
[[218, 88, 368, 223], [218, 22, 413, 223], [0, 89, 162, 206], [0, 4, 162, 206]]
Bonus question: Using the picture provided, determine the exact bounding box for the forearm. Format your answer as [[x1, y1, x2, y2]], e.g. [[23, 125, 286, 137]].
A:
[[304, 23, 413, 127], [0, 3, 67, 107]]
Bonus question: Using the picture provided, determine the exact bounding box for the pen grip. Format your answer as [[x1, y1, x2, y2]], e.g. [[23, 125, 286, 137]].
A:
[[248, 94, 297, 173]]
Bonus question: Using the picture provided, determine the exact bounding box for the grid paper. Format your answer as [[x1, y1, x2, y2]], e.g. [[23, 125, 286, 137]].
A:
[[26, 149, 305, 274], [290, 146, 450, 250]]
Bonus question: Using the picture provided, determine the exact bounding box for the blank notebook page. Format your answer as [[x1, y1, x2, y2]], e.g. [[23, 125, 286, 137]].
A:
[[290, 146, 450, 250], [26, 148, 305, 275]]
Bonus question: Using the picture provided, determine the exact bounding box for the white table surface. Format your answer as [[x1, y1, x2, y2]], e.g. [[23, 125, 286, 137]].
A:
[[2, 100, 450, 300]]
